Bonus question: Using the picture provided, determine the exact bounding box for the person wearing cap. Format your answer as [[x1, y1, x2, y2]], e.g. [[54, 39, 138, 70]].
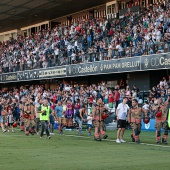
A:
[[116, 97, 129, 143]]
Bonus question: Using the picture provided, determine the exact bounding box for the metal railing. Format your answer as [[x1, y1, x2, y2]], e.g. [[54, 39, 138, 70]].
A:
[[0, 41, 169, 74]]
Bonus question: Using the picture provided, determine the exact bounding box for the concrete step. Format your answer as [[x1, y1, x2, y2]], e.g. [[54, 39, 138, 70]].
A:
[[106, 122, 117, 130], [106, 126, 117, 130]]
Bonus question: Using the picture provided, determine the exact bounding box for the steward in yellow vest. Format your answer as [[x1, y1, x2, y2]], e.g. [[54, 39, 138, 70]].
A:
[[38, 100, 51, 139]]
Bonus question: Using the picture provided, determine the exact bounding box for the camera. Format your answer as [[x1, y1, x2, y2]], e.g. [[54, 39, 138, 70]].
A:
[[103, 109, 109, 114], [42, 110, 47, 116]]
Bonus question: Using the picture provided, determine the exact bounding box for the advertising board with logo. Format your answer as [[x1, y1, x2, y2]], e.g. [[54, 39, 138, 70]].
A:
[[17, 70, 39, 81], [0, 53, 170, 83], [99, 57, 141, 73], [39, 67, 67, 78], [141, 54, 170, 70], [67, 63, 100, 76]]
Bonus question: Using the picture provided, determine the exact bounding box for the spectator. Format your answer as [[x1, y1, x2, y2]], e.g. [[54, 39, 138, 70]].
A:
[[132, 85, 140, 100], [87, 112, 93, 136], [0, 2, 169, 73], [75, 105, 86, 135], [49, 110, 55, 135], [55, 101, 66, 134], [116, 97, 129, 143]]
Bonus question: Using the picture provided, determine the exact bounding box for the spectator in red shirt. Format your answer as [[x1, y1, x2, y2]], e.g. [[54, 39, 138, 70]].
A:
[[114, 89, 120, 109], [108, 90, 114, 108], [108, 29, 114, 36], [75, 99, 81, 111], [89, 94, 94, 104], [97, 27, 101, 33], [52, 94, 57, 103]]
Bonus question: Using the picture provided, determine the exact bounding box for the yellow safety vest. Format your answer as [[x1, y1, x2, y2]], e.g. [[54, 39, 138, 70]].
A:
[[40, 105, 50, 121]]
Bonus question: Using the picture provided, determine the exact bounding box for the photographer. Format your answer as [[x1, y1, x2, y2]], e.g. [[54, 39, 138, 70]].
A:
[[38, 99, 51, 139]]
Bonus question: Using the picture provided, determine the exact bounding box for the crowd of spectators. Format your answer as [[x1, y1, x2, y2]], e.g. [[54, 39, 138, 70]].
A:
[[0, 74, 170, 133], [0, 1, 170, 73]]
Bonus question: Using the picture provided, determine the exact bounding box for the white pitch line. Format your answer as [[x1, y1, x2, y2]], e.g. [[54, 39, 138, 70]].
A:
[[57, 133, 170, 148], [1, 131, 170, 148]]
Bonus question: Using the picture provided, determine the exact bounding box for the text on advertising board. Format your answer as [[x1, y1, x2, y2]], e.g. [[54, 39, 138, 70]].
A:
[[2, 73, 17, 82], [17, 70, 39, 81], [142, 54, 170, 69], [39, 68, 66, 78], [68, 64, 99, 75]]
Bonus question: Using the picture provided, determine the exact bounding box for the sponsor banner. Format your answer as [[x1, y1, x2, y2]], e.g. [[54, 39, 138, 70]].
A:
[[141, 54, 170, 70], [1, 53, 170, 83], [99, 57, 141, 73], [17, 70, 39, 81], [2, 73, 17, 82], [67, 63, 100, 76], [39, 67, 67, 78]]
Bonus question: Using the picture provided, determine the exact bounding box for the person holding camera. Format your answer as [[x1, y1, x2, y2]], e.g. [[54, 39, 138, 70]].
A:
[[38, 99, 51, 139]]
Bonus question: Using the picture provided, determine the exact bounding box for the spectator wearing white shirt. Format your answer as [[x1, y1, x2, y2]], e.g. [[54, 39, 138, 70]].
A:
[[74, 40, 78, 52], [116, 43, 123, 58], [116, 97, 129, 143], [71, 52, 76, 64], [155, 29, 161, 42], [67, 43, 72, 56], [160, 79, 165, 87]]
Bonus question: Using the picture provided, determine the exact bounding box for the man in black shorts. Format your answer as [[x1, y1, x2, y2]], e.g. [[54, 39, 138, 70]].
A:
[[116, 97, 129, 143]]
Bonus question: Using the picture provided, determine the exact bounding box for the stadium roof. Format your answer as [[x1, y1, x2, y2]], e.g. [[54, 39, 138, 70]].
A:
[[0, 0, 109, 32]]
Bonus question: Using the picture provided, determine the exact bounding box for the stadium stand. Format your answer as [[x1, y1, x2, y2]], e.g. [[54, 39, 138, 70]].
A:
[[0, 1, 169, 73]]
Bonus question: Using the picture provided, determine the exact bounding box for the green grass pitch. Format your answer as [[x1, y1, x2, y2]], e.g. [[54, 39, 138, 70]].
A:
[[0, 129, 170, 170]]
